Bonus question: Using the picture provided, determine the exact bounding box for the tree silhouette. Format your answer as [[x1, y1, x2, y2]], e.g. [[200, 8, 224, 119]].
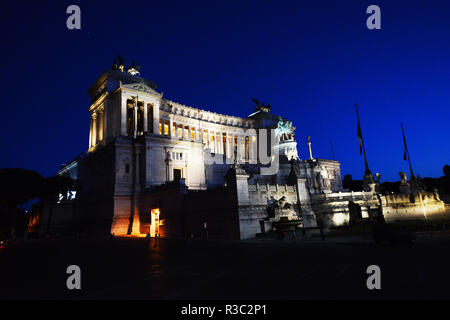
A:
[[0, 168, 43, 237], [0, 169, 79, 238]]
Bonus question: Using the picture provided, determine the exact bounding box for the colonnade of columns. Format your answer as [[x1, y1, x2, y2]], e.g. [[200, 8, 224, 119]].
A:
[[88, 92, 256, 163], [119, 95, 159, 138], [89, 107, 104, 149], [160, 117, 257, 162]]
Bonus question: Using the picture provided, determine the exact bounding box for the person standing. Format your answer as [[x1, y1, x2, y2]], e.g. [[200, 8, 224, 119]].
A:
[[319, 220, 325, 241], [153, 233, 158, 248]]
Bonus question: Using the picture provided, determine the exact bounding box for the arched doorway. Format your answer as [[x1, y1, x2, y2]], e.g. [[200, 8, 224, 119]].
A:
[[150, 208, 160, 237]]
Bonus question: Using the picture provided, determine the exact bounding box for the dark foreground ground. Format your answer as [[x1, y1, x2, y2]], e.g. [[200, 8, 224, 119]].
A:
[[1, 236, 450, 300]]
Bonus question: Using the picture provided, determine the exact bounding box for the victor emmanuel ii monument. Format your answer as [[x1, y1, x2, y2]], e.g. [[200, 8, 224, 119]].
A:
[[37, 57, 445, 239]]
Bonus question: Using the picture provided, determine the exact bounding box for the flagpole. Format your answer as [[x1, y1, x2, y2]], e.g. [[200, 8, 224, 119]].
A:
[[355, 104, 372, 177], [401, 122, 415, 181]]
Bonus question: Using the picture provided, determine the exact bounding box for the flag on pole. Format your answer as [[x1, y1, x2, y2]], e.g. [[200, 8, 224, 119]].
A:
[[357, 120, 363, 155], [402, 122, 408, 161], [356, 104, 363, 155]]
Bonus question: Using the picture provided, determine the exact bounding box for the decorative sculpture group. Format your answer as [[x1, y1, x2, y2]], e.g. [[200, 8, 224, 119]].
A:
[[112, 54, 141, 76], [267, 196, 293, 212], [289, 156, 301, 177], [251, 98, 271, 113], [275, 117, 296, 142], [399, 171, 408, 184]]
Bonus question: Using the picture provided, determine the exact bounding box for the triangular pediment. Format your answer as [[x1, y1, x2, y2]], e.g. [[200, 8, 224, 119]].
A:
[[121, 81, 161, 96]]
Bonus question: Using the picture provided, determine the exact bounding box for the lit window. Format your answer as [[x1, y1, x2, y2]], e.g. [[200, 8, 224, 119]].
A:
[[172, 123, 176, 136], [159, 119, 162, 135], [184, 126, 189, 139], [191, 127, 195, 140], [245, 136, 250, 160], [164, 121, 169, 135], [178, 124, 182, 137], [203, 130, 208, 143]]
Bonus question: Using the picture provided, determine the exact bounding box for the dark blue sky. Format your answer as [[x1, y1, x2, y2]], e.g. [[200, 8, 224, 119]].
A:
[[1, 0, 449, 181]]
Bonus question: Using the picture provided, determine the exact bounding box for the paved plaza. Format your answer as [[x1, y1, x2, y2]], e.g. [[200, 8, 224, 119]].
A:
[[2, 236, 450, 300]]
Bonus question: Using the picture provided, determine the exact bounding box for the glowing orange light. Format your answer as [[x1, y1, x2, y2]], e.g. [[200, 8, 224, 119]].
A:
[[150, 208, 160, 237]]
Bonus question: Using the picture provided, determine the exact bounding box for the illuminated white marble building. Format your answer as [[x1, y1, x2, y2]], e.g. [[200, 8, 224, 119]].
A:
[[49, 60, 408, 239], [38, 60, 446, 240], [87, 71, 259, 190]]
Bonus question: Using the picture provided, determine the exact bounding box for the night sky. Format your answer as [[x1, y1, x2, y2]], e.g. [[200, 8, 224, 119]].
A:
[[1, 0, 449, 181]]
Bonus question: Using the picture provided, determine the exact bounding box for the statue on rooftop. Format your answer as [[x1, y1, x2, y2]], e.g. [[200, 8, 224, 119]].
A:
[[251, 98, 271, 113], [275, 117, 296, 142], [112, 55, 141, 76], [117, 54, 125, 72], [127, 60, 141, 76], [399, 171, 408, 184], [375, 173, 381, 184]]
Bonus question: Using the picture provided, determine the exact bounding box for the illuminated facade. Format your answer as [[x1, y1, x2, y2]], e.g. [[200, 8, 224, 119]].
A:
[[43, 61, 445, 239]]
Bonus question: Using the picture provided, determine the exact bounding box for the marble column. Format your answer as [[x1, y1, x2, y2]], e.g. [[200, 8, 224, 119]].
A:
[[250, 136, 256, 163], [133, 104, 138, 138], [224, 132, 228, 158], [92, 112, 98, 146], [217, 132, 222, 154], [169, 117, 173, 137], [143, 101, 148, 133], [120, 94, 127, 136], [99, 108, 104, 142], [89, 114, 93, 148], [153, 100, 160, 134]]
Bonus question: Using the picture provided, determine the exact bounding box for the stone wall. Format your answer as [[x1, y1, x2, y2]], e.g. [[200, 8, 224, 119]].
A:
[[381, 192, 446, 222], [310, 191, 379, 227], [136, 180, 239, 239], [235, 172, 305, 239], [39, 201, 77, 235], [184, 186, 240, 239]]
